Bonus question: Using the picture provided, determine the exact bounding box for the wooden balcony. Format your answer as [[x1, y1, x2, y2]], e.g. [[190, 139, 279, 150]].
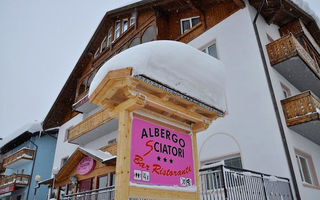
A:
[[100, 143, 117, 156], [266, 34, 320, 97], [0, 174, 30, 188], [281, 91, 320, 144], [2, 148, 35, 169], [68, 109, 118, 145]]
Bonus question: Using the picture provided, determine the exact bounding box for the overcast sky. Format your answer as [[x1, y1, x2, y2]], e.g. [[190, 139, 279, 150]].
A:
[[0, 0, 319, 138]]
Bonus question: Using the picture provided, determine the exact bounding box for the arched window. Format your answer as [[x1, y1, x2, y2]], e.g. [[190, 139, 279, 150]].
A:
[[141, 26, 154, 43], [129, 37, 140, 48]]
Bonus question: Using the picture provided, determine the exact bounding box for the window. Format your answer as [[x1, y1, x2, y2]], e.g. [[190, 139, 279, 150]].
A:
[[122, 19, 128, 32], [129, 37, 140, 48], [142, 26, 154, 43], [115, 21, 121, 39], [61, 156, 68, 168], [94, 49, 99, 59], [202, 43, 218, 58], [130, 17, 135, 26], [280, 82, 291, 98], [64, 126, 72, 142], [107, 28, 112, 47], [180, 16, 200, 34], [295, 149, 319, 187], [100, 37, 107, 53], [296, 154, 313, 184]]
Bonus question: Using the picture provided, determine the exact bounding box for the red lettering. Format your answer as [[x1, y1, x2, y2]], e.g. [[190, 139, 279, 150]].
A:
[[143, 140, 154, 157], [133, 154, 150, 170]]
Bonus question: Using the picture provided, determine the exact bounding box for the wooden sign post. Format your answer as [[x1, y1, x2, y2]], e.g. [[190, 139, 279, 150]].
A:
[[89, 67, 223, 200]]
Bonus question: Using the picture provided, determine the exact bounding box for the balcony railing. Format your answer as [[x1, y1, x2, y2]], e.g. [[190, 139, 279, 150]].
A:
[[199, 165, 293, 200], [267, 34, 320, 74], [3, 148, 35, 168], [61, 186, 115, 200], [281, 91, 320, 144], [68, 108, 114, 142], [100, 143, 117, 156], [281, 91, 320, 126], [0, 174, 30, 187]]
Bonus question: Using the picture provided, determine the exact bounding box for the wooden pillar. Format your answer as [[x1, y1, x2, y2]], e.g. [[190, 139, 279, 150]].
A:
[[192, 131, 200, 200], [114, 110, 132, 200]]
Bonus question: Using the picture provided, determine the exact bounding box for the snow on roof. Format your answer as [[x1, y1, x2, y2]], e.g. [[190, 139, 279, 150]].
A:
[[79, 147, 116, 162], [89, 40, 226, 112], [290, 0, 320, 27], [0, 122, 42, 148]]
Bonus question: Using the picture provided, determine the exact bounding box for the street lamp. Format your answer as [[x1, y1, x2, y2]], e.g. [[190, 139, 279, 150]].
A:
[[34, 175, 41, 200]]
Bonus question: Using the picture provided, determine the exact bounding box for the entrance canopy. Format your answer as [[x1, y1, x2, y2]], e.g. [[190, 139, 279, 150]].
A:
[[89, 41, 226, 114]]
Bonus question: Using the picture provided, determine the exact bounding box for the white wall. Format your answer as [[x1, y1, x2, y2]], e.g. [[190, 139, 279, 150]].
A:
[[189, 5, 290, 178], [248, 2, 320, 199], [52, 114, 81, 172]]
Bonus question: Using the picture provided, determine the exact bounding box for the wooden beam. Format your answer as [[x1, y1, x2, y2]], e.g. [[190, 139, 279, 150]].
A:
[[89, 67, 132, 104], [114, 110, 132, 200], [192, 130, 200, 200], [129, 186, 197, 200]]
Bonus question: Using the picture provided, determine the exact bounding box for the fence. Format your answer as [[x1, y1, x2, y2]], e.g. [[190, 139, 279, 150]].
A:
[[200, 165, 293, 200], [61, 186, 114, 200]]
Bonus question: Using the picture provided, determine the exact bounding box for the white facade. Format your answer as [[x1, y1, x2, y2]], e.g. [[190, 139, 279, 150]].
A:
[[189, 1, 320, 199]]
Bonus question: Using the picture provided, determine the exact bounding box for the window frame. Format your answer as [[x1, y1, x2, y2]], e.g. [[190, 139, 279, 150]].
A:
[[130, 17, 136, 26], [294, 148, 319, 188], [202, 41, 218, 59], [180, 16, 200, 34], [122, 18, 129, 33], [107, 28, 113, 47], [115, 20, 121, 40], [100, 37, 107, 53]]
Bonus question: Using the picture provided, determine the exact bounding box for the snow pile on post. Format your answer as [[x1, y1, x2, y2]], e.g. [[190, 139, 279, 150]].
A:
[[89, 40, 226, 112]]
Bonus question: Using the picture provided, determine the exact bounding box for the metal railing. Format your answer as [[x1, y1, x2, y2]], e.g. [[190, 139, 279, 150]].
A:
[[61, 186, 115, 200], [200, 165, 293, 200]]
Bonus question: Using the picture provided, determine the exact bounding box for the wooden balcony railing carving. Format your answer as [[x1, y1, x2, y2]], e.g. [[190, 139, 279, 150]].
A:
[[100, 143, 117, 156], [3, 148, 35, 168], [68, 108, 113, 142], [267, 34, 320, 75], [0, 174, 30, 187], [281, 91, 320, 126]]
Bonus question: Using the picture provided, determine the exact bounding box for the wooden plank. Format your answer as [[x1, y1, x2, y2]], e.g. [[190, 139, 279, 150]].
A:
[[129, 186, 196, 200], [114, 110, 132, 200], [192, 130, 200, 200]]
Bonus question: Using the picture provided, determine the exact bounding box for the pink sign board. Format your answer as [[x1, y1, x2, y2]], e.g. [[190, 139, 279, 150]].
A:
[[130, 118, 194, 188], [77, 157, 95, 175]]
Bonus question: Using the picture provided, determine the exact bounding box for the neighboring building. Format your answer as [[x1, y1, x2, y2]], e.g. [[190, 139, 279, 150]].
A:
[[43, 0, 320, 199], [0, 123, 57, 200]]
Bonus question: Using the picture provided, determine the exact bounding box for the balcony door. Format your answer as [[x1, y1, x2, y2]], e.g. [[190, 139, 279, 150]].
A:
[[79, 178, 92, 192]]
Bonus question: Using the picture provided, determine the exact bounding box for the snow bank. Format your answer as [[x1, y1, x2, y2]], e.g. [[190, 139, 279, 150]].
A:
[[0, 122, 42, 148], [89, 40, 226, 112], [290, 0, 320, 27]]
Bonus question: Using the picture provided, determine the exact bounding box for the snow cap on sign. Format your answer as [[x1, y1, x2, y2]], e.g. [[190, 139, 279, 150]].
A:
[[89, 40, 226, 113]]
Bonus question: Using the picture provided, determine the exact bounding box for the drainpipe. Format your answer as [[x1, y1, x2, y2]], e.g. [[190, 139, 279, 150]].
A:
[[26, 136, 38, 200], [252, 0, 301, 199]]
